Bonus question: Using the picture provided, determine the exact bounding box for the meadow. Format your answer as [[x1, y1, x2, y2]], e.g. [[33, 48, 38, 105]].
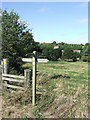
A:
[[24, 61, 88, 118], [2, 61, 88, 118]]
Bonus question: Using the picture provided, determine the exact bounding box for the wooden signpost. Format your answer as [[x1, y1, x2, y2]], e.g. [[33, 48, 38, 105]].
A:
[[22, 51, 49, 106]]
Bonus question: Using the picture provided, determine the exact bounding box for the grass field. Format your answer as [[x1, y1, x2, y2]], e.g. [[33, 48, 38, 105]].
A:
[[24, 61, 88, 118], [2, 61, 88, 118]]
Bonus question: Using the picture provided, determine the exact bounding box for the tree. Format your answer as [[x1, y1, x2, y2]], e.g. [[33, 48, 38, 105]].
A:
[[85, 43, 89, 46], [81, 44, 90, 62], [2, 10, 41, 74], [72, 52, 80, 61], [62, 47, 73, 61], [48, 48, 62, 61], [52, 41, 56, 45], [18, 31, 41, 57], [2, 10, 25, 73], [40, 44, 62, 61]]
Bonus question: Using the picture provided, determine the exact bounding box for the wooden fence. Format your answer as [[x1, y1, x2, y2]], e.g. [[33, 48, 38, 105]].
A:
[[1, 59, 31, 90], [1, 52, 48, 106]]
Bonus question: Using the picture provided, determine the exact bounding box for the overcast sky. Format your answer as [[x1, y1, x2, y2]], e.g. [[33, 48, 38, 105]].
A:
[[2, 2, 88, 44]]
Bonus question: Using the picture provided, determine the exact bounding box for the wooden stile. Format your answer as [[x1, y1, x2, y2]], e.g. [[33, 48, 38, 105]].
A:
[[2, 77, 24, 83], [4, 83, 24, 90], [24, 69, 31, 87], [2, 73, 24, 79]]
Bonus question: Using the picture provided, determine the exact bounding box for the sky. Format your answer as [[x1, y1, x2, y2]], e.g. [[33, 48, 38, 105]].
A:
[[2, 2, 88, 44]]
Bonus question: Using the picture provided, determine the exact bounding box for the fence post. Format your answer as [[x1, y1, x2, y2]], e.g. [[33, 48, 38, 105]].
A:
[[32, 51, 36, 106], [24, 69, 31, 88], [3, 59, 9, 85], [3, 59, 9, 74], [1, 61, 3, 74]]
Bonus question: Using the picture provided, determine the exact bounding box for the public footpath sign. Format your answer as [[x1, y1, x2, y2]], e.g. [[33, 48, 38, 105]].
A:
[[22, 51, 49, 106]]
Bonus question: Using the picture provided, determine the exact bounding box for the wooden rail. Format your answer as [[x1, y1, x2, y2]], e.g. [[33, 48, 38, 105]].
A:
[[2, 69, 31, 90], [4, 83, 24, 90], [2, 73, 25, 90], [2, 77, 24, 83], [2, 73, 24, 79]]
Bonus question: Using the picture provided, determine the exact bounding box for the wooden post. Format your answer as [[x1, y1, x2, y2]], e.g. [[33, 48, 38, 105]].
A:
[[32, 51, 36, 106], [3, 59, 9, 85], [24, 69, 31, 88], [1, 61, 3, 74], [3, 59, 9, 74]]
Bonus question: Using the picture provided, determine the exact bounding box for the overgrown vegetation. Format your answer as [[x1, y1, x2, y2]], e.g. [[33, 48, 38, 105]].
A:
[[2, 10, 41, 74], [32, 61, 88, 118], [2, 61, 88, 118]]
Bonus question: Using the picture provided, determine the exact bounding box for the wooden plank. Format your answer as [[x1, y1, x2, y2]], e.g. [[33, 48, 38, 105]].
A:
[[4, 83, 24, 90], [2, 77, 24, 83], [2, 73, 24, 79], [36, 91, 42, 94], [36, 85, 42, 88], [22, 58, 32, 62], [24, 69, 31, 87], [37, 59, 49, 63], [22, 58, 49, 63], [32, 54, 36, 106], [3, 59, 8, 74]]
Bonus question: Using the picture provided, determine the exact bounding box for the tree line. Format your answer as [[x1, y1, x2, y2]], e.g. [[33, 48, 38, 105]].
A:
[[1, 10, 90, 74]]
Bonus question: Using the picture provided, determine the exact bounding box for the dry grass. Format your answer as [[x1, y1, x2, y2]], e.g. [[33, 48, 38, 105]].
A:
[[2, 61, 88, 118], [2, 87, 33, 118]]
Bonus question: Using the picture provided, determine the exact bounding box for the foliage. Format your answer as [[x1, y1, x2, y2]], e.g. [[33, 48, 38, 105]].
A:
[[62, 47, 73, 60], [39, 43, 62, 61], [18, 31, 41, 57], [81, 56, 88, 62], [62, 46, 81, 61], [72, 52, 81, 61], [58, 43, 83, 50], [2, 10, 41, 74], [2, 10, 24, 73], [48, 48, 62, 61], [81, 44, 90, 62]]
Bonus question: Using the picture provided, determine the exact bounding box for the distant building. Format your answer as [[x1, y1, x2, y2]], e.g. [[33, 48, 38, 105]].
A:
[[62, 49, 81, 54], [73, 50, 81, 53], [54, 45, 60, 49]]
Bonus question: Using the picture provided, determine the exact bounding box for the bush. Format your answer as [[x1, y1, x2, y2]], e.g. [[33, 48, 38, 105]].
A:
[[62, 47, 73, 61], [41, 47, 62, 61], [81, 56, 88, 62]]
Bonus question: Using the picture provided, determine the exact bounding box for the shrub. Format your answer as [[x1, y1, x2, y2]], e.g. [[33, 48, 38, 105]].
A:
[[81, 56, 88, 62], [40, 47, 62, 61], [62, 47, 73, 61]]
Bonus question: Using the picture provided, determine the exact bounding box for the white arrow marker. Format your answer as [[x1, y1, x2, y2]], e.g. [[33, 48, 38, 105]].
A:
[[37, 59, 49, 63], [22, 58, 49, 63], [22, 58, 32, 63]]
